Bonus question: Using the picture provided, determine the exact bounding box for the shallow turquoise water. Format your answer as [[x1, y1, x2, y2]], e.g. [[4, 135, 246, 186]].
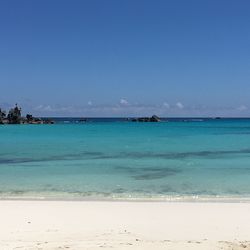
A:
[[1, 119, 250, 200]]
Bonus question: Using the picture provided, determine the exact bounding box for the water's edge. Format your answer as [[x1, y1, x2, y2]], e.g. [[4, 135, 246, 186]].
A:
[[2, 195, 250, 203]]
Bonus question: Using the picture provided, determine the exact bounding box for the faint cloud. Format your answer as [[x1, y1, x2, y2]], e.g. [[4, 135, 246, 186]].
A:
[[33, 104, 75, 113], [13, 100, 249, 117], [43, 105, 53, 111], [163, 102, 170, 108], [120, 98, 129, 105], [237, 105, 248, 111], [34, 105, 53, 112], [34, 105, 44, 111], [176, 102, 184, 109]]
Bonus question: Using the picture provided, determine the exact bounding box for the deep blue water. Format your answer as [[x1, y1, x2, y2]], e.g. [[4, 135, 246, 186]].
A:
[[1, 118, 250, 200]]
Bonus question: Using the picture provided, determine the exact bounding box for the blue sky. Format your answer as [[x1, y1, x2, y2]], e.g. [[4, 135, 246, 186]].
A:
[[0, 0, 249, 117]]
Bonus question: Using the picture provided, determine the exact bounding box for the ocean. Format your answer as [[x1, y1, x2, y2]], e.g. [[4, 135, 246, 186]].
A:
[[1, 118, 250, 201]]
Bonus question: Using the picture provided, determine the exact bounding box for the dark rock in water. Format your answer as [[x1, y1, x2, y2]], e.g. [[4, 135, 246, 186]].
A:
[[78, 118, 88, 123], [43, 119, 54, 124], [137, 117, 150, 122], [130, 115, 161, 122], [130, 118, 138, 122], [150, 115, 161, 122]]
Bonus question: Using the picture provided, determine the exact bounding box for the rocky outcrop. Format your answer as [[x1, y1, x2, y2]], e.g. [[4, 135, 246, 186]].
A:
[[150, 115, 161, 122], [0, 104, 54, 125], [130, 115, 161, 122]]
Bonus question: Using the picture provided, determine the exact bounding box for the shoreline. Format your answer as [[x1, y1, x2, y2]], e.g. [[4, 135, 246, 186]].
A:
[[1, 200, 250, 249], [2, 194, 250, 203]]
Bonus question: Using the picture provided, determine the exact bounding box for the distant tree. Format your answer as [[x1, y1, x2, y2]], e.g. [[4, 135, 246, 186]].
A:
[[26, 114, 33, 121], [7, 104, 22, 124], [0, 108, 6, 124]]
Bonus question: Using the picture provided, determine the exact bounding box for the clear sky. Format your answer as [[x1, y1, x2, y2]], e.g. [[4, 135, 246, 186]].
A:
[[0, 0, 249, 117]]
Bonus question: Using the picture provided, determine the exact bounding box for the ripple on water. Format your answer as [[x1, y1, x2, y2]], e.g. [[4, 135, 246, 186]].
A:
[[115, 166, 181, 180], [2, 148, 250, 165]]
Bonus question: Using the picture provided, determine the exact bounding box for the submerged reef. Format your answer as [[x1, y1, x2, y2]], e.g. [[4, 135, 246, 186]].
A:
[[0, 104, 54, 125]]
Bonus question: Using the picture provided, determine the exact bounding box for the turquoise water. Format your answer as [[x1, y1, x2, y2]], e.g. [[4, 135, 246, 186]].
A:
[[1, 119, 250, 200]]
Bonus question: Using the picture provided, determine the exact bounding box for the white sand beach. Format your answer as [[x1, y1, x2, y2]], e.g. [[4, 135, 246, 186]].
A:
[[0, 200, 250, 249]]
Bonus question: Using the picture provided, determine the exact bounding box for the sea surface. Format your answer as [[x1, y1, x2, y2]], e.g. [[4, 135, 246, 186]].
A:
[[1, 118, 250, 201]]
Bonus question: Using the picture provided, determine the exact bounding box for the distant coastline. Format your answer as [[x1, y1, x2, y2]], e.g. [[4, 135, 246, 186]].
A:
[[15, 116, 250, 124], [1, 105, 250, 125]]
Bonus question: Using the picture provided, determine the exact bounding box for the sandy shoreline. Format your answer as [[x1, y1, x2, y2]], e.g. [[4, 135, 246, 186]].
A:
[[2, 195, 250, 203], [1, 200, 250, 250]]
